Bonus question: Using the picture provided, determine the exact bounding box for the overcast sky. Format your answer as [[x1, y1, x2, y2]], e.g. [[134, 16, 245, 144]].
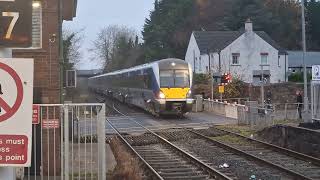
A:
[[64, 0, 155, 70]]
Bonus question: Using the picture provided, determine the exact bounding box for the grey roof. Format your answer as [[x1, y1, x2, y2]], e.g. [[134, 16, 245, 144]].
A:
[[288, 51, 320, 68], [77, 69, 103, 77], [193, 31, 287, 55]]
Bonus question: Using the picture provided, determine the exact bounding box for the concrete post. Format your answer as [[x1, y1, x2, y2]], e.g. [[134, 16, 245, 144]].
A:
[[195, 95, 203, 112]]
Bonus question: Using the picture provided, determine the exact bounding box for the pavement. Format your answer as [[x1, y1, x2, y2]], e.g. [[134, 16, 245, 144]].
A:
[[68, 143, 116, 175], [106, 111, 237, 134]]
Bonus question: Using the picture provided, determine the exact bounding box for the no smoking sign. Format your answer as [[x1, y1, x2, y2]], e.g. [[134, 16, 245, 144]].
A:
[[0, 58, 33, 167]]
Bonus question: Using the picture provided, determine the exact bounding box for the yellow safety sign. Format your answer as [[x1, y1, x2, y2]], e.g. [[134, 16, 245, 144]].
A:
[[219, 85, 225, 93]]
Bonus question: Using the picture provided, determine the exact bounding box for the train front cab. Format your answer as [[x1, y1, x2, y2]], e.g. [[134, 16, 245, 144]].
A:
[[155, 60, 193, 115]]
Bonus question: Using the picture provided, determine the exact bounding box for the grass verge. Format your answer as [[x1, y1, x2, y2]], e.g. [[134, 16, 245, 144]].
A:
[[109, 137, 143, 180], [216, 124, 256, 137]]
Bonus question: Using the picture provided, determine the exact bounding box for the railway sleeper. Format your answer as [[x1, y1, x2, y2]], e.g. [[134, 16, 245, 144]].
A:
[[158, 167, 197, 173], [163, 175, 210, 180]]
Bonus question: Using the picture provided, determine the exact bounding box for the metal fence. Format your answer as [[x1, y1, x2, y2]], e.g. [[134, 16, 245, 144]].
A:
[[273, 103, 312, 121], [21, 103, 106, 180], [214, 98, 250, 105]]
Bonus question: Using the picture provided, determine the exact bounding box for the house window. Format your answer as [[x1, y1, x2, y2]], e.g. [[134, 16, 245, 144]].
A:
[[232, 53, 240, 65], [278, 55, 281, 67], [261, 53, 268, 65]]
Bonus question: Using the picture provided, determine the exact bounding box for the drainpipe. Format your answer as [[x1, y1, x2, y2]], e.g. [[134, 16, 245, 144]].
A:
[[218, 51, 221, 74], [207, 49, 211, 73], [58, 0, 64, 103], [193, 50, 195, 73], [285, 54, 287, 82]]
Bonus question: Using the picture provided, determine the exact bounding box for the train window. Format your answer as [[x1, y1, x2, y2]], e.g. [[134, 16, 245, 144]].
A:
[[160, 70, 174, 88], [175, 70, 189, 87]]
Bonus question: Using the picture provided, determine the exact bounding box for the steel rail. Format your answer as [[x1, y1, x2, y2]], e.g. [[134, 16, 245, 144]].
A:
[[188, 129, 313, 180], [107, 119, 164, 180], [111, 103, 233, 180], [213, 127, 320, 166]]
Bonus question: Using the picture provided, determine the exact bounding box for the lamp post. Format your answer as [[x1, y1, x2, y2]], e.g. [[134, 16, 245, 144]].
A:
[[301, 0, 309, 119]]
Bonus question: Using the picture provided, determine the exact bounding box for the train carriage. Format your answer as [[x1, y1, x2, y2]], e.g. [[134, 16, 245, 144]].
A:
[[89, 58, 193, 116]]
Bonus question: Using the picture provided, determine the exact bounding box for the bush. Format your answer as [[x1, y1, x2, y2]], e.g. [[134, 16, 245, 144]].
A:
[[224, 78, 246, 98], [192, 76, 246, 99], [193, 73, 211, 85], [288, 72, 312, 82]]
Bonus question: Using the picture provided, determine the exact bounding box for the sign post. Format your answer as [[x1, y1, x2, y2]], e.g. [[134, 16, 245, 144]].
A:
[[312, 65, 320, 81], [311, 65, 320, 122], [0, 59, 34, 167], [219, 85, 224, 102], [0, 1, 33, 178]]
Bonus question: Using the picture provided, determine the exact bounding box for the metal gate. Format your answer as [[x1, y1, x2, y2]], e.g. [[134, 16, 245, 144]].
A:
[[22, 103, 106, 180]]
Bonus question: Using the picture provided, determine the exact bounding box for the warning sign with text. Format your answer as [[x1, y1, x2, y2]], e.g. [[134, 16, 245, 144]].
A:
[[0, 58, 33, 167], [32, 105, 40, 124], [0, 135, 28, 164]]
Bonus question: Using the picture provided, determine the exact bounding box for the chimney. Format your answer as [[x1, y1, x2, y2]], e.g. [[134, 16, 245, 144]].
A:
[[245, 18, 253, 32]]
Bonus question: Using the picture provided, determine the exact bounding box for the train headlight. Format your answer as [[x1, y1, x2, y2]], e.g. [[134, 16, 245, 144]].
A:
[[187, 90, 192, 98], [159, 91, 166, 99]]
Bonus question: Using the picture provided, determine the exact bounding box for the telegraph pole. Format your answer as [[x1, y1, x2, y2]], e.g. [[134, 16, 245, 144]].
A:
[[261, 65, 265, 106], [301, 0, 309, 117], [207, 49, 213, 100]]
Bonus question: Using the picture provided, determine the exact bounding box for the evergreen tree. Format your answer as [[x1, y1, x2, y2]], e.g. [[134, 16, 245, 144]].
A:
[[142, 0, 195, 61], [224, 0, 301, 49], [306, 0, 320, 50]]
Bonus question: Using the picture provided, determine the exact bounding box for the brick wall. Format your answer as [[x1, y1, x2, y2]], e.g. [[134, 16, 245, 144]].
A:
[[13, 0, 61, 104], [193, 82, 311, 104], [13, 0, 62, 176], [246, 83, 311, 104]]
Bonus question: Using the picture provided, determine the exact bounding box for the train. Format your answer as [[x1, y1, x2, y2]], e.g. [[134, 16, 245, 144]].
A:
[[88, 58, 194, 116]]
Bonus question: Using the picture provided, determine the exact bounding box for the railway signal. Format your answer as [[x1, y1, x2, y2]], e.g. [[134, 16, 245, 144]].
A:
[[221, 73, 232, 85]]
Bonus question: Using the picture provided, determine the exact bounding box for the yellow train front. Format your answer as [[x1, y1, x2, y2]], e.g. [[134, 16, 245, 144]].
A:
[[88, 58, 193, 116], [155, 59, 193, 116]]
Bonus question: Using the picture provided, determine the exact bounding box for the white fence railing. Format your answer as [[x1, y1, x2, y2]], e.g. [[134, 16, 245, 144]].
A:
[[196, 99, 313, 129], [21, 103, 106, 180]]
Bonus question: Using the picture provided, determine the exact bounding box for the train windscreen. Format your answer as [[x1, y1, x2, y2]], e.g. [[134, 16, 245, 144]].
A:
[[160, 70, 189, 88]]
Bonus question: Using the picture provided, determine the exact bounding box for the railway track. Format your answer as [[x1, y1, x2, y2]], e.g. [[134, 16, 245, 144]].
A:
[[107, 103, 232, 180], [106, 99, 320, 179], [190, 127, 320, 180]]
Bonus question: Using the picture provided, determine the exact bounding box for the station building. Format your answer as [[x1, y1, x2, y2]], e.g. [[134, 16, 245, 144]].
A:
[[13, 0, 77, 104], [11, 0, 77, 176]]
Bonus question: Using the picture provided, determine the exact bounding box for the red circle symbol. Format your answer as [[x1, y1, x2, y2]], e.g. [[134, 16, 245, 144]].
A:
[[0, 62, 24, 122]]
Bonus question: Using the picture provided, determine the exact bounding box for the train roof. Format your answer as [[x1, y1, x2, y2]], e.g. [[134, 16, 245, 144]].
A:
[[89, 58, 187, 79]]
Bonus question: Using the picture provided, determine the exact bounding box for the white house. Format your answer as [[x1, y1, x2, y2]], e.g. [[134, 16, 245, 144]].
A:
[[185, 20, 288, 84]]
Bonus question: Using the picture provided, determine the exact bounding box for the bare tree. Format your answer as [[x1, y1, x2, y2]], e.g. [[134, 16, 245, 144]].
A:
[[91, 25, 137, 72]]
